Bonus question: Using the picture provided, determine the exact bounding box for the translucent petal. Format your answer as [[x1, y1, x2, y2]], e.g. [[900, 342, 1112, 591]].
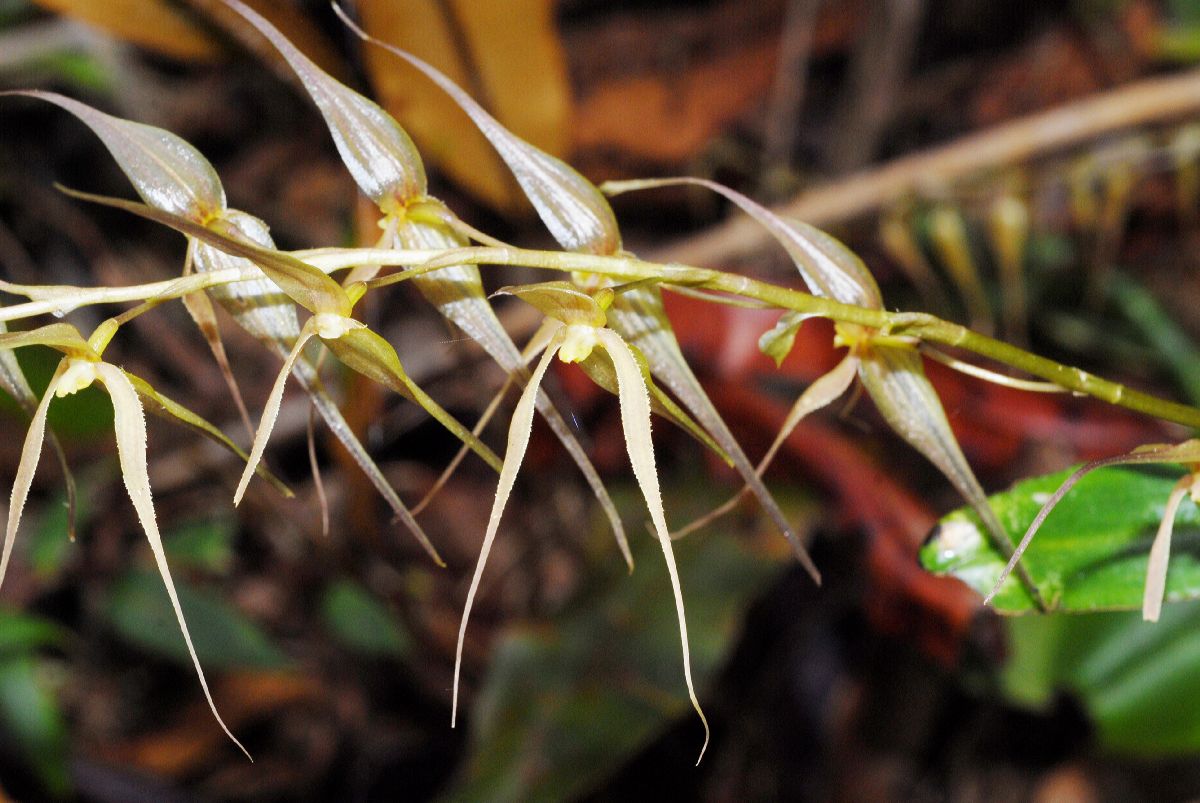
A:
[[858, 346, 1015, 570], [227, 0, 425, 204], [333, 9, 620, 254], [7, 91, 225, 219], [393, 218, 628, 562], [1144, 476, 1191, 622], [96, 364, 248, 759], [0, 324, 77, 538], [607, 286, 819, 580], [596, 328, 708, 762], [453, 335, 560, 728], [604, 177, 881, 308], [234, 330, 314, 506], [672, 354, 857, 540], [2, 362, 63, 589]]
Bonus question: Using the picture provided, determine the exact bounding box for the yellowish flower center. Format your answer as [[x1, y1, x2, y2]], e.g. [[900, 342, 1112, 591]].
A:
[[56, 359, 99, 397], [558, 325, 599, 363], [313, 313, 363, 340]]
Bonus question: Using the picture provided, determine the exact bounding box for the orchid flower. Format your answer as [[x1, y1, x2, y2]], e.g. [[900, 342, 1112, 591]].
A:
[[5, 89, 507, 565], [989, 440, 1200, 621], [601, 178, 1036, 603], [228, 0, 631, 566], [451, 280, 709, 761], [331, 8, 823, 581], [0, 317, 295, 760]]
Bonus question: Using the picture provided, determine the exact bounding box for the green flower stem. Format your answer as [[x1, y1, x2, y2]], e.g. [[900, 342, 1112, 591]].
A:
[[7, 244, 1200, 429]]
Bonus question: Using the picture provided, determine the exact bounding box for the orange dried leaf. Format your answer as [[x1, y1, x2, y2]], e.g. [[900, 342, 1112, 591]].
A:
[[28, 0, 221, 60], [356, 0, 572, 211]]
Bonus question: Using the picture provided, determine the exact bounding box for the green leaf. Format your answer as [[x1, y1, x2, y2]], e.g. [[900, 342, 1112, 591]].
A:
[[0, 656, 69, 796], [0, 609, 67, 656], [164, 518, 234, 574], [921, 465, 1200, 612], [104, 569, 289, 670], [443, 518, 789, 802], [320, 580, 412, 659], [1003, 602, 1200, 754]]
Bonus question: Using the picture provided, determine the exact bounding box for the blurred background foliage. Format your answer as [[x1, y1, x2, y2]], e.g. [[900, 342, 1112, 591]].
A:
[[5, 0, 1200, 800]]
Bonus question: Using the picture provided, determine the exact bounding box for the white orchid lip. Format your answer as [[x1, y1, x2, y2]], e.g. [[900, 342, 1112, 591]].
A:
[[55, 358, 100, 397], [312, 313, 364, 340]]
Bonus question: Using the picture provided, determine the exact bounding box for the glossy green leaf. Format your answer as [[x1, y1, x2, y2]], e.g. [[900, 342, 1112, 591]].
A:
[[921, 465, 1200, 612], [320, 579, 412, 659], [105, 569, 289, 670], [444, 517, 789, 802], [1003, 603, 1200, 755]]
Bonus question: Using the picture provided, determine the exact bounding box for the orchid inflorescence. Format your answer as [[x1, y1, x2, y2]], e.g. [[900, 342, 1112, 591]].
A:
[[4, 0, 1200, 763]]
